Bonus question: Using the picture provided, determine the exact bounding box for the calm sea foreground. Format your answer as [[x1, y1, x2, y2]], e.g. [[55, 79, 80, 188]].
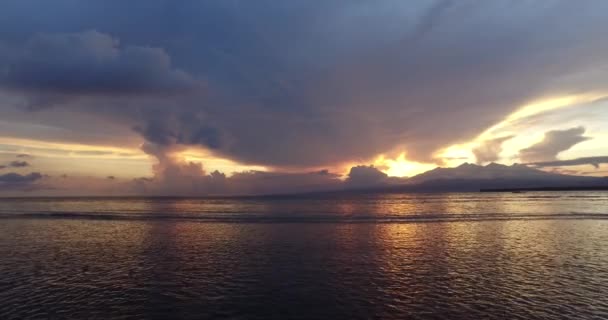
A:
[[1, 192, 607, 319]]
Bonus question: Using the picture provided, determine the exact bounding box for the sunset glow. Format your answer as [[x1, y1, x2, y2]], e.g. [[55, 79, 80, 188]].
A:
[[374, 153, 436, 177]]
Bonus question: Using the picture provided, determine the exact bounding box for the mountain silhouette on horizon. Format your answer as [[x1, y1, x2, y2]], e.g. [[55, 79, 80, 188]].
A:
[[357, 162, 608, 193], [408, 162, 565, 183]]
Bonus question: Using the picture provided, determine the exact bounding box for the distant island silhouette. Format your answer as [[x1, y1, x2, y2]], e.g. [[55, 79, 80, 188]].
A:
[[339, 163, 608, 195], [480, 186, 608, 192]]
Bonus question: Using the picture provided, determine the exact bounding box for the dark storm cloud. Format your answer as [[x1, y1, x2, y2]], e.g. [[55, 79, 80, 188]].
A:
[[519, 127, 591, 163], [1, 30, 199, 104], [1, 1, 608, 169], [529, 156, 608, 169], [473, 136, 514, 164]]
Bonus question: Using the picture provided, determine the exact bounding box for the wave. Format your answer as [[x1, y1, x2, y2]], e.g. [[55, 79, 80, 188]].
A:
[[566, 195, 608, 199], [1, 211, 607, 223], [521, 196, 563, 199]]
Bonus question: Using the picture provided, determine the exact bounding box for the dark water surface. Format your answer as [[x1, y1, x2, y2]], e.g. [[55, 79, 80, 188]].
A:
[[1, 192, 608, 319]]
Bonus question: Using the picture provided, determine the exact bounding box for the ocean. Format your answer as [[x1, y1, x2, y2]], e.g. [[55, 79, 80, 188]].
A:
[[1, 192, 607, 319]]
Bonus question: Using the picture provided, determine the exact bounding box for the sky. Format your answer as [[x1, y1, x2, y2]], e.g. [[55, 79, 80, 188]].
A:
[[1, 0, 608, 196]]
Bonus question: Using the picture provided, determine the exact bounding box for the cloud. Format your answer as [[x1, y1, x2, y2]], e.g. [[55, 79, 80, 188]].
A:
[[0, 1, 608, 171], [0, 172, 42, 190], [0, 172, 42, 183], [1, 30, 200, 108], [23, 157, 394, 196], [8, 160, 30, 167], [519, 127, 592, 162], [226, 170, 342, 195], [74, 150, 116, 156], [473, 135, 514, 164], [529, 156, 608, 169], [14, 173, 130, 196], [132, 143, 343, 196], [443, 157, 469, 161], [581, 170, 608, 176], [0, 165, 6, 170], [548, 168, 581, 176], [346, 165, 389, 187], [16, 153, 31, 158]]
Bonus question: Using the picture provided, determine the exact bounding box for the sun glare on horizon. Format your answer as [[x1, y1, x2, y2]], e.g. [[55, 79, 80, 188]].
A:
[[374, 153, 436, 177]]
